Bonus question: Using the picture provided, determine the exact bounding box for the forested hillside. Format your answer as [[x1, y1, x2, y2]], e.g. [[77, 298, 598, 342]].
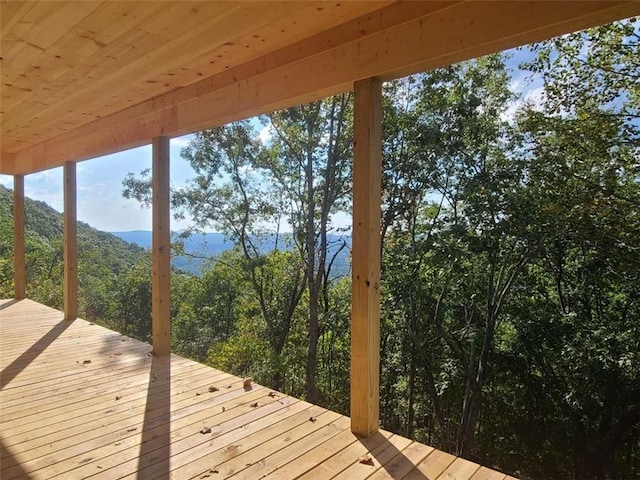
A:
[[0, 184, 145, 318]]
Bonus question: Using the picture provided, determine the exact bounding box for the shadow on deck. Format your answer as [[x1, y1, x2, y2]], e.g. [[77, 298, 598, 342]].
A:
[[0, 299, 513, 480]]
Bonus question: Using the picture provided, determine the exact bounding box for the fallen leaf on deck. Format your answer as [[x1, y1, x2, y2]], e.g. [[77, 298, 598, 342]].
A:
[[225, 384, 232, 389], [309, 416, 317, 422], [222, 406, 226, 412], [358, 455, 374, 466], [127, 427, 137, 432], [83, 360, 91, 364], [250, 402, 258, 408], [115, 396, 122, 401], [200, 426, 212, 434], [196, 392, 201, 396], [208, 386, 219, 392], [268, 391, 277, 397]]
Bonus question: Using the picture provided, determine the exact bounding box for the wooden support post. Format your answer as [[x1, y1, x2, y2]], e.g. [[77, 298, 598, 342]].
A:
[[63, 162, 78, 320], [152, 136, 171, 356], [351, 77, 382, 437], [13, 175, 26, 300]]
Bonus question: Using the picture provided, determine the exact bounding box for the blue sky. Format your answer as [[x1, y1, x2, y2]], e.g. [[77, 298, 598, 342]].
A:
[[0, 47, 541, 233], [2, 137, 195, 231]]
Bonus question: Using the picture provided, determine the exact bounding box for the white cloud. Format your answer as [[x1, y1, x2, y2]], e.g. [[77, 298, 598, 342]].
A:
[[1, 145, 199, 233], [522, 86, 546, 111], [259, 124, 272, 143], [0, 174, 13, 188], [509, 77, 524, 95], [170, 135, 193, 148], [502, 85, 546, 124], [23, 168, 64, 212]]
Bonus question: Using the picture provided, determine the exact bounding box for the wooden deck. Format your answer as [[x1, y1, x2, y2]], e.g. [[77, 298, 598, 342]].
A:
[[0, 299, 513, 480]]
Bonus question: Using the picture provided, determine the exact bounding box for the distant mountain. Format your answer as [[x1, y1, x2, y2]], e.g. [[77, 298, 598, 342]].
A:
[[110, 231, 234, 254], [110, 230, 352, 277], [109, 231, 234, 274], [0, 185, 143, 261], [108, 230, 154, 249]]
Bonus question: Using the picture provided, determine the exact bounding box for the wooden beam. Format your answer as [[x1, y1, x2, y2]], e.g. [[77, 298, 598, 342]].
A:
[[1, 153, 16, 175], [13, 175, 26, 300], [7, 1, 638, 175], [63, 162, 77, 320], [152, 136, 171, 356], [351, 77, 382, 438]]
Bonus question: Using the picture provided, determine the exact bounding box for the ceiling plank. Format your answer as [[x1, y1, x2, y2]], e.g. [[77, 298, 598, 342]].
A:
[[1, 2, 169, 111], [1, 2, 391, 153], [1, 1, 36, 39], [5, 1, 639, 175], [0, 152, 16, 175]]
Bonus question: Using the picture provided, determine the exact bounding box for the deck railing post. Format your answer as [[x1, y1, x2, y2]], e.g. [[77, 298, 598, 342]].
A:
[[152, 136, 171, 356], [13, 175, 26, 300], [350, 77, 382, 437], [63, 162, 78, 320]]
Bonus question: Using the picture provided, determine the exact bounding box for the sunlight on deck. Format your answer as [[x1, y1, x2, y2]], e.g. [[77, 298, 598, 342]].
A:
[[0, 299, 513, 479]]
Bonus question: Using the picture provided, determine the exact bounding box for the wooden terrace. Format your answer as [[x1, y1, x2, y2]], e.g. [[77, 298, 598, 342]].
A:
[[1, 299, 511, 480], [2, 2, 640, 479]]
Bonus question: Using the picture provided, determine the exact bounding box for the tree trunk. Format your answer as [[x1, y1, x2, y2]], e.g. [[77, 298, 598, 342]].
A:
[[306, 286, 319, 403], [304, 115, 319, 404], [457, 383, 482, 456], [407, 341, 417, 438], [273, 369, 283, 392]]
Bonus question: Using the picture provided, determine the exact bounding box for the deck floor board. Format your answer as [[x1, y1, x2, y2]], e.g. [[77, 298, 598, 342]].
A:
[[1, 299, 511, 479]]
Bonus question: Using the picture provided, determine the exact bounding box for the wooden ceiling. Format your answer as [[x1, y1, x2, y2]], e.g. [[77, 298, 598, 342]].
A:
[[1, 1, 639, 175]]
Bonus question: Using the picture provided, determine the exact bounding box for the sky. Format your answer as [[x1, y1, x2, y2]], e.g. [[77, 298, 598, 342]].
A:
[[0, 47, 542, 233]]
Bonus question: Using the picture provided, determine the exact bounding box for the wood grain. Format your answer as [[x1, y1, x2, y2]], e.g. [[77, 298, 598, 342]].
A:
[[3, 1, 638, 174], [63, 162, 77, 320], [12, 175, 25, 299], [0, 299, 514, 479]]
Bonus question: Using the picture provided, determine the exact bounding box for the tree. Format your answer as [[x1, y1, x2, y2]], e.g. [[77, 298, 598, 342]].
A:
[[497, 19, 640, 478], [264, 93, 353, 403], [380, 54, 529, 457], [125, 96, 355, 401], [114, 253, 152, 342], [171, 252, 246, 363], [124, 121, 307, 390]]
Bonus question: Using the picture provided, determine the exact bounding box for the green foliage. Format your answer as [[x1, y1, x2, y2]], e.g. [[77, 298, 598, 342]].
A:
[[171, 250, 248, 362], [0, 184, 145, 318], [525, 19, 639, 122], [112, 253, 152, 342], [265, 95, 354, 403], [380, 54, 527, 456], [208, 314, 272, 380], [376, 21, 640, 478]]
